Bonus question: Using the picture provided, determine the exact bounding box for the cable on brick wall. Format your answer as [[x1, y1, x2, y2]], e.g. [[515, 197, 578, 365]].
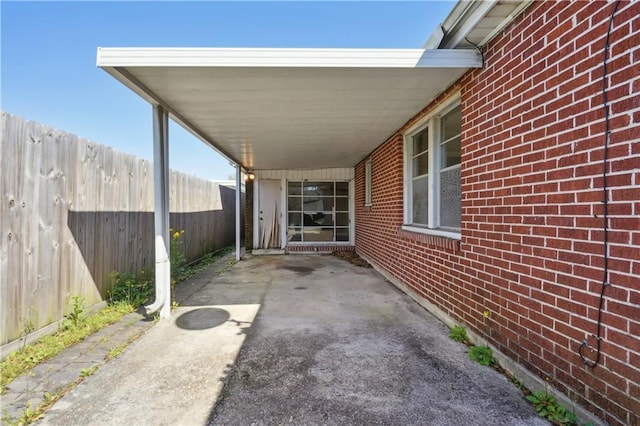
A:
[[577, 0, 621, 369]]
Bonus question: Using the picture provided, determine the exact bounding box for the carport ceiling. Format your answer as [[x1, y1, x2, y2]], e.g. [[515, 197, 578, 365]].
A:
[[98, 48, 481, 170]]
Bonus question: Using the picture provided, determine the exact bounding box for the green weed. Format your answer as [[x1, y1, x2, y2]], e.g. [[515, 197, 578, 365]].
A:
[[449, 325, 468, 343], [469, 345, 495, 366], [108, 271, 152, 307], [170, 229, 187, 284], [79, 366, 97, 378], [526, 390, 578, 425], [106, 343, 128, 360], [63, 296, 85, 330]]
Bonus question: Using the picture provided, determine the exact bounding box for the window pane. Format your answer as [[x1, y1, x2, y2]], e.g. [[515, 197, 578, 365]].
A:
[[288, 197, 301, 211], [412, 128, 428, 154], [288, 213, 302, 227], [336, 182, 349, 196], [303, 212, 333, 226], [336, 228, 350, 242], [303, 182, 334, 196], [442, 105, 461, 142], [287, 227, 302, 242], [442, 136, 461, 168], [412, 175, 429, 225], [336, 213, 349, 226], [413, 151, 429, 177], [304, 227, 334, 242], [287, 182, 301, 195], [440, 166, 461, 229], [335, 197, 349, 211], [303, 196, 333, 211]]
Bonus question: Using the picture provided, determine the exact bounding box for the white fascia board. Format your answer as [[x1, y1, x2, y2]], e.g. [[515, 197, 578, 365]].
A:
[[96, 47, 482, 69]]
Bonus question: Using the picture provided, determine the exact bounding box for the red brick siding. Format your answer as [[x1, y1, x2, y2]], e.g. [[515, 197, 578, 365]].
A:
[[245, 179, 254, 249], [286, 245, 355, 253], [355, 1, 639, 424]]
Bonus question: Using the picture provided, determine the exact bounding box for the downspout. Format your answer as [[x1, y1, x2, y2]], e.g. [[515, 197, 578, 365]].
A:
[[146, 104, 171, 318]]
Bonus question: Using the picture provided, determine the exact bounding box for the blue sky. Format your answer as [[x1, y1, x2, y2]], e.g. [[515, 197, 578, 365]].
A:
[[2, 1, 454, 180]]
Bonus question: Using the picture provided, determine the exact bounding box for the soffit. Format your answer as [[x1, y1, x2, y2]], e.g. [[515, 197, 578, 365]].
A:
[[99, 48, 481, 170]]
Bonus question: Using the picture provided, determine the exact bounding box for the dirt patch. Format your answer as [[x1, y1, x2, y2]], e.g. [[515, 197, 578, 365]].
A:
[[332, 251, 371, 268]]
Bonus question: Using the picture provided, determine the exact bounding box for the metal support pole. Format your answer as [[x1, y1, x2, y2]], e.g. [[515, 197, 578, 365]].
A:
[[146, 104, 171, 319], [235, 165, 241, 261]]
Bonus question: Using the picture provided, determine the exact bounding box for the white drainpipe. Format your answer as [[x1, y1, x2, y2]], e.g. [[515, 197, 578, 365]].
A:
[[146, 104, 171, 318], [235, 165, 242, 261]]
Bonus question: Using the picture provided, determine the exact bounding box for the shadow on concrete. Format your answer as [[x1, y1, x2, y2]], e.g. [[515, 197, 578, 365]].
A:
[[175, 307, 231, 330]]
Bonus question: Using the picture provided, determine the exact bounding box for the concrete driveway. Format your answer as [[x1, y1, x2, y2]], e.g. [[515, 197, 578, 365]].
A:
[[39, 254, 545, 426]]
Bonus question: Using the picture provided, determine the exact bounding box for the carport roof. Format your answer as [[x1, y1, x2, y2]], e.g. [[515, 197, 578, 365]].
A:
[[97, 47, 481, 171]]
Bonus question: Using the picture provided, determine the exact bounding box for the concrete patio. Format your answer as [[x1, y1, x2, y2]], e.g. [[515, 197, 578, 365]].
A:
[[38, 254, 545, 425]]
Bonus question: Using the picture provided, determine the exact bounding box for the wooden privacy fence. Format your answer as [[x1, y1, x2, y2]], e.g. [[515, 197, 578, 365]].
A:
[[0, 112, 241, 346]]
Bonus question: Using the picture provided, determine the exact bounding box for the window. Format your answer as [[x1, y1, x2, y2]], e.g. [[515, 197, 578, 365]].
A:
[[287, 181, 350, 243], [365, 158, 372, 206], [404, 101, 461, 235]]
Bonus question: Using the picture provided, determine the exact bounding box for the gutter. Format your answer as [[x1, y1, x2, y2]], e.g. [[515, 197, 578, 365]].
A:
[[424, 0, 534, 50]]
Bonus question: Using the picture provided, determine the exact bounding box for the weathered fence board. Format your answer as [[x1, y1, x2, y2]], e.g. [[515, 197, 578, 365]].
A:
[[0, 112, 241, 345]]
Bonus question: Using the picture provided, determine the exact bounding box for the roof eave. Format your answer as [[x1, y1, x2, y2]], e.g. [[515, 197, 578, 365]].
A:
[[424, 0, 534, 49], [97, 47, 482, 68]]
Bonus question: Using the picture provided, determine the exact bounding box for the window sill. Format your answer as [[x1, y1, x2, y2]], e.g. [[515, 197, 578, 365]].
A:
[[401, 225, 460, 240], [399, 226, 461, 252]]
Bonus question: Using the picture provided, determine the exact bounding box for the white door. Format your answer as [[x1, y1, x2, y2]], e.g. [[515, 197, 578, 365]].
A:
[[258, 180, 281, 249]]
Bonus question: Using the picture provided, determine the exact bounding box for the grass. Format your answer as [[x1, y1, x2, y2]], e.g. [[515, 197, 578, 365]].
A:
[[1, 241, 235, 395], [106, 342, 129, 361], [0, 301, 134, 392]]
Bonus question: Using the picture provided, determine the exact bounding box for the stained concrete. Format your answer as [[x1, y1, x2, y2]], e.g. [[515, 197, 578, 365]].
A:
[[37, 254, 546, 425]]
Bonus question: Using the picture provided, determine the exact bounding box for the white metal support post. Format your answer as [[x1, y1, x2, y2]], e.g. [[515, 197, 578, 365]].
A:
[[145, 104, 171, 318], [235, 165, 241, 261]]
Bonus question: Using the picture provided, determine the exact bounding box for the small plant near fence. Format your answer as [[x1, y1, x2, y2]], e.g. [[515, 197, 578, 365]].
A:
[[170, 229, 187, 283], [108, 271, 152, 308], [63, 296, 85, 330]]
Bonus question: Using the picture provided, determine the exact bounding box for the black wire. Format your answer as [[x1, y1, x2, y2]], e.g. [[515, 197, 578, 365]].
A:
[[464, 37, 485, 67], [578, 0, 621, 369]]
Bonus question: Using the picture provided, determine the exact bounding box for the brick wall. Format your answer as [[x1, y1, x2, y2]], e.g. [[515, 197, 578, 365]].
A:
[[286, 245, 354, 254], [355, 1, 639, 424], [245, 179, 254, 249]]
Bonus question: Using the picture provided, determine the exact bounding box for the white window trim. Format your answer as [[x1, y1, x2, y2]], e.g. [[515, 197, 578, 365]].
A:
[[403, 95, 461, 238], [365, 158, 372, 206]]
